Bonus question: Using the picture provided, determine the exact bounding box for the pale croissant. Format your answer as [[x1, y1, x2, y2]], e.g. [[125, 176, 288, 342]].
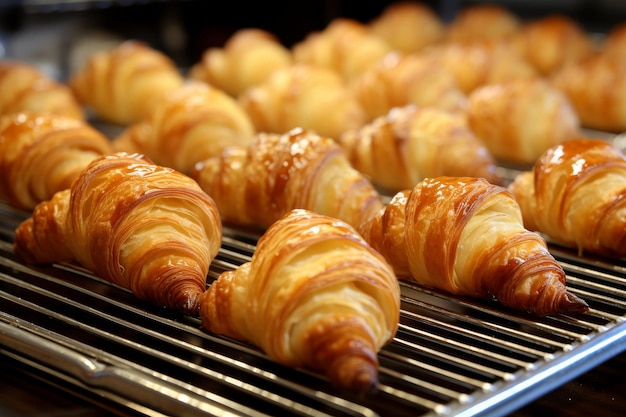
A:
[[189, 28, 292, 97], [339, 105, 500, 192], [113, 82, 255, 174], [69, 40, 184, 125], [0, 61, 84, 120], [508, 138, 626, 259], [0, 112, 113, 210], [359, 176, 588, 316], [14, 153, 222, 315], [199, 208, 400, 392], [191, 128, 383, 231]]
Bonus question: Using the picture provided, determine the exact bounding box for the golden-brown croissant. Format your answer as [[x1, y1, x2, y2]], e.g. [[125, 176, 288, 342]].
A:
[[550, 54, 626, 132], [508, 138, 626, 259], [13, 152, 222, 315], [292, 18, 392, 82], [69, 40, 184, 125], [238, 64, 366, 140], [0, 112, 113, 210], [359, 176, 589, 316], [199, 208, 400, 392], [339, 106, 500, 192], [603, 22, 626, 60], [348, 51, 467, 121], [0, 61, 84, 120], [112, 82, 255, 174], [188, 28, 292, 97], [445, 4, 521, 43], [368, 1, 445, 53], [466, 78, 581, 165], [191, 127, 383, 231]]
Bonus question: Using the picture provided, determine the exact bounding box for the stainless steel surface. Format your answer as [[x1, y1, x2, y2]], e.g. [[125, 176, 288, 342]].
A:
[[1, 196, 626, 417]]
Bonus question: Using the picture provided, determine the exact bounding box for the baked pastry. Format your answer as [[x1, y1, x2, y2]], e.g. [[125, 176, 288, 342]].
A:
[[466, 78, 581, 165], [603, 21, 626, 59], [188, 28, 292, 97], [510, 15, 596, 76], [199, 209, 400, 392], [113, 82, 255, 174], [508, 138, 626, 258], [0, 112, 113, 210], [349, 51, 467, 120], [191, 128, 383, 230], [339, 105, 500, 192], [69, 40, 184, 125], [0, 60, 84, 120], [238, 64, 366, 140], [292, 18, 392, 82], [551, 54, 626, 132], [446, 4, 521, 43], [359, 176, 589, 316], [14, 152, 222, 315], [368, 1, 445, 53]]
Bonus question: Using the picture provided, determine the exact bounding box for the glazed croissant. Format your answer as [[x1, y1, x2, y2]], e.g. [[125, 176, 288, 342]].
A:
[[339, 106, 500, 192], [0, 61, 84, 120], [14, 153, 222, 315], [69, 40, 184, 125], [0, 112, 113, 210], [238, 64, 366, 140], [359, 176, 589, 316], [349, 51, 467, 121], [113, 82, 255, 174], [199, 209, 400, 392], [191, 128, 383, 231], [189, 28, 292, 97], [466, 78, 581, 165], [508, 138, 626, 259]]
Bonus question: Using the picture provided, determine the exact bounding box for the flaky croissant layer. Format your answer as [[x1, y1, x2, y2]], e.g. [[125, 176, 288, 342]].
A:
[[14, 153, 222, 315], [199, 209, 400, 392]]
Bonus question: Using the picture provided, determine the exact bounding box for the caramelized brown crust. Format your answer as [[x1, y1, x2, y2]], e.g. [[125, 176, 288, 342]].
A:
[[508, 139, 626, 258], [191, 128, 383, 230], [339, 105, 500, 192], [0, 61, 84, 120], [199, 209, 400, 392], [359, 176, 588, 316], [14, 153, 222, 315], [69, 40, 184, 125], [0, 112, 113, 210]]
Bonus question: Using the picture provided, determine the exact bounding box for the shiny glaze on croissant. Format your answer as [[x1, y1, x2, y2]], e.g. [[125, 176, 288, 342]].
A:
[[69, 40, 184, 125], [199, 209, 400, 392], [113, 82, 255, 174], [191, 128, 383, 231], [508, 138, 626, 258], [0, 61, 84, 120], [339, 106, 500, 192], [359, 176, 588, 316], [0, 112, 113, 210], [14, 153, 222, 315]]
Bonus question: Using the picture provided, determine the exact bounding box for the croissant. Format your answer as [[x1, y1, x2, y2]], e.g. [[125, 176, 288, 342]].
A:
[[508, 138, 626, 259], [113, 82, 255, 174], [603, 22, 626, 60], [466, 78, 581, 165], [69, 40, 184, 125], [0, 112, 113, 210], [188, 28, 292, 97], [445, 4, 521, 43], [0, 61, 84, 120], [292, 18, 392, 82], [339, 106, 500, 192], [199, 208, 400, 392], [191, 128, 383, 231], [368, 1, 445, 54], [550, 54, 626, 132], [509, 15, 597, 76], [13, 152, 222, 315], [238, 64, 366, 140], [348, 51, 467, 121], [358, 176, 589, 316]]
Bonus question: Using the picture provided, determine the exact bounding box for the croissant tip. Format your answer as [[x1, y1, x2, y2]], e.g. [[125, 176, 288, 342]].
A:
[[559, 292, 590, 315]]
